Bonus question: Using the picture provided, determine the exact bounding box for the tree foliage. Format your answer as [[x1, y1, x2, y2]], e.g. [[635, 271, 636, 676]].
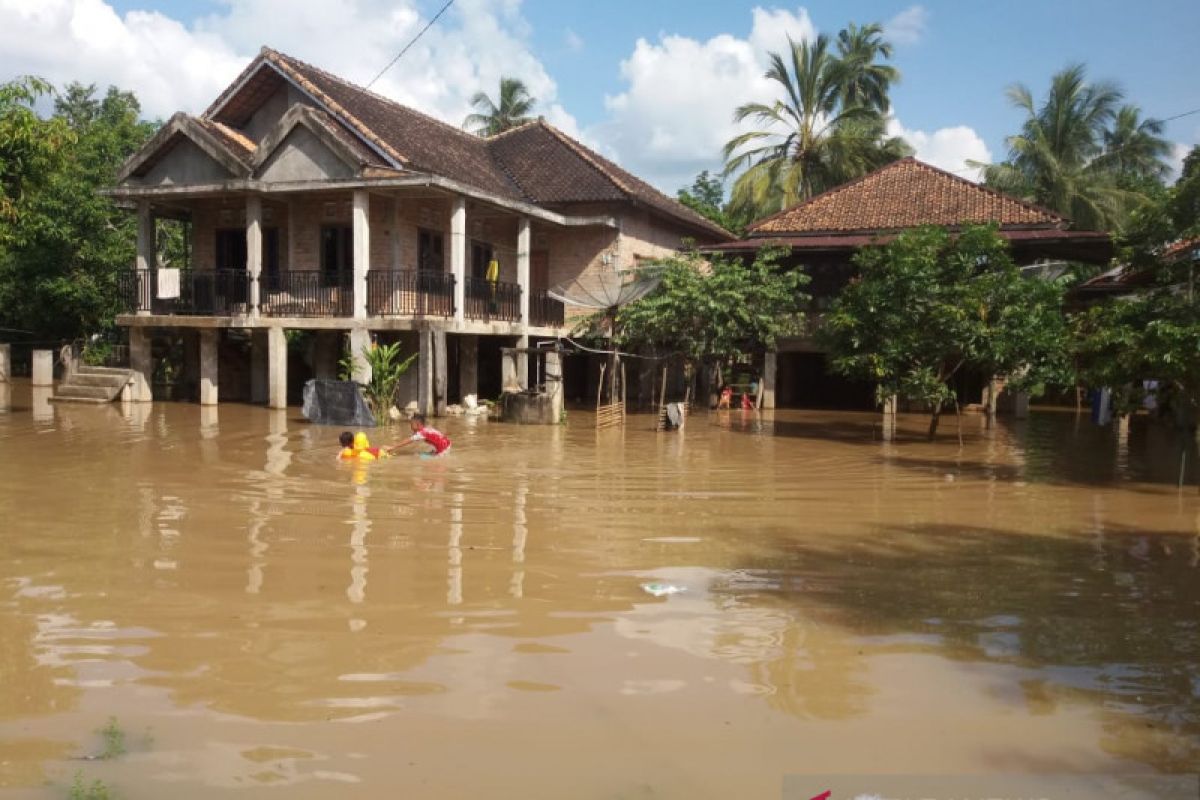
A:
[[979, 65, 1170, 232], [463, 76, 536, 136], [822, 225, 1068, 439], [722, 27, 910, 223], [676, 170, 743, 234], [0, 80, 156, 341], [0, 76, 72, 231], [617, 247, 809, 368]]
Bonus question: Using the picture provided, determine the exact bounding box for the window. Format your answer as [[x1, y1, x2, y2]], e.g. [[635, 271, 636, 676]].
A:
[[320, 225, 352, 286], [214, 229, 247, 271], [418, 228, 444, 273], [471, 240, 494, 281]]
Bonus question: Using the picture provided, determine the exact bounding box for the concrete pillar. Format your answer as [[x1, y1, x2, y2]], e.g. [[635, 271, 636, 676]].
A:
[[0, 342, 10, 382], [286, 200, 298, 271], [450, 196, 467, 323], [1013, 391, 1030, 419], [246, 195, 263, 314], [516, 335, 529, 391], [545, 351, 564, 424], [129, 327, 153, 402], [418, 329, 434, 416], [458, 335, 478, 401], [267, 326, 287, 409], [349, 327, 372, 385], [199, 329, 219, 405], [352, 189, 370, 320], [762, 351, 777, 410], [517, 216, 531, 325], [881, 393, 898, 441], [501, 349, 520, 393], [433, 330, 448, 416], [31, 350, 54, 386], [136, 200, 155, 316], [250, 329, 269, 404]]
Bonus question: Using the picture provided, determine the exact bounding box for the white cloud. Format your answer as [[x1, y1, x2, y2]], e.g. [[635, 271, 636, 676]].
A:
[[885, 5, 928, 46], [564, 28, 584, 53], [888, 118, 992, 180], [592, 6, 816, 194], [1167, 141, 1193, 181], [0, 0, 579, 134]]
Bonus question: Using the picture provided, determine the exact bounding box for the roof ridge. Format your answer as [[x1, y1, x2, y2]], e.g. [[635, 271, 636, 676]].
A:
[[904, 157, 1069, 227], [485, 118, 545, 141], [266, 48, 496, 154]]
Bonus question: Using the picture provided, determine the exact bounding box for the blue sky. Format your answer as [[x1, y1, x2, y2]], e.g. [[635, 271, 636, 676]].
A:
[[9, 0, 1200, 192]]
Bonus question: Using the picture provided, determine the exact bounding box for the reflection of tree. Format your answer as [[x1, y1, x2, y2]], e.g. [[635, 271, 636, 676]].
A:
[[735, 524, 1200, 771]]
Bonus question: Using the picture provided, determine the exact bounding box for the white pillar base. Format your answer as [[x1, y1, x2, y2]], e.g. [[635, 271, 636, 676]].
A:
[[349, 327, 372, 385], [31, 350, 54, 387], [199, 329, 219, 406], [129, 329, 153, 402], [0, 342, 10, 382], [762, 351, 777, 410], [267, 326, 288, 409]]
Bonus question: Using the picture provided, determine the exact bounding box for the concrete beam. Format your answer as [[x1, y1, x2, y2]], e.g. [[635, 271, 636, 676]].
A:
[[352, 189, 369, 320], [199, 329, 219, 405], [450, 196, 466, 323], [267, 325, 287, 409], [129, 327, 153, 402]]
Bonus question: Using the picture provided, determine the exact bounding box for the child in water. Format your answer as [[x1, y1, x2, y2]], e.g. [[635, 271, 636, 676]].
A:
[[389, 413, 452, 457], [337, 431, 384, 461]]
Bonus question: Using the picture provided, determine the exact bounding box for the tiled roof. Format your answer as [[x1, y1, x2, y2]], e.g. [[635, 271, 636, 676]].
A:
[[204, 48, 731, 240], [748, 157, 1068, 236], [197, 119, 256, 164], [487, 121, 730, 237]]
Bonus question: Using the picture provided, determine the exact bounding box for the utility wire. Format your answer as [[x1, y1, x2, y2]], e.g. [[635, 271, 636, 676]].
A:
[[364, 0, 456, 90]]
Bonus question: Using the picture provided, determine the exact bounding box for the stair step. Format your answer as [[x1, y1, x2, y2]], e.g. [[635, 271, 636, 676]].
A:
[[75, 365, 132, 377], [69, 373, 131, 388], [53, 384, 115, 400], [48, 395, 111, 404]]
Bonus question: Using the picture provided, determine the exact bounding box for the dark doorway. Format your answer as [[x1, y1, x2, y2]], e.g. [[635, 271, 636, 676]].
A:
[[777, 352, 875, 410], [320, 225, 352, 286], [214, 228, 247, 270], [477, 336, 509, 401]]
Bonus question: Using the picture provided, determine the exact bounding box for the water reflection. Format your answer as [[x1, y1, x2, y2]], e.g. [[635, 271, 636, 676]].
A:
[[1, 404, 1199, 795]]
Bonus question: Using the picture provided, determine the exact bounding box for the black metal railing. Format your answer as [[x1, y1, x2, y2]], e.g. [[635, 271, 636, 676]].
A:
[[261, 270, 352, 317], [118, 269, 152, 313], [464, 276, 521, 322], [529, 290, 565, 328], [118, 269, 250, 315], [367, 269, 455, 317]]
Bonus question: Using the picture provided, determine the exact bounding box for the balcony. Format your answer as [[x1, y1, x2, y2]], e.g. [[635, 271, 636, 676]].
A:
[[366, 270, 455, 317], [464, 276, 521, 323], [118, 269, 250, 316], [261, 270, 352, 317], [530, 290, 565, 328]]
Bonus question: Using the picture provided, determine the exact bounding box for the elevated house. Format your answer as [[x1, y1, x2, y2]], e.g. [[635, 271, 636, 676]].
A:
[[108, 47, 731, 410], [705, 158, 1113, 409]]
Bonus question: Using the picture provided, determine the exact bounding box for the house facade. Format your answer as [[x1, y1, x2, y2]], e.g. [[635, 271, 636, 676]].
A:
[[109, 47, 731, 411], [705, 158, 1113, 409]]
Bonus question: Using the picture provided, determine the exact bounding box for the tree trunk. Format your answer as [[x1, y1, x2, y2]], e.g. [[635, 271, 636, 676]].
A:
[[927, 403, 943, 440]]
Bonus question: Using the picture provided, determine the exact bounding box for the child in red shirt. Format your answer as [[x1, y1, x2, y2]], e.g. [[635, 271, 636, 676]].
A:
[[388, 413, 452, 456]]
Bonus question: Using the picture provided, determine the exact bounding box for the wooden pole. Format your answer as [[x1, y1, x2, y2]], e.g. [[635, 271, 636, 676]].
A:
[[596, 361, 607, 415]]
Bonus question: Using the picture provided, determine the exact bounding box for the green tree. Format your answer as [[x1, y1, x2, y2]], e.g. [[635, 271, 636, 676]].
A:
[[722, 30, 910, 222], [979, 65, 1163, 231], [834, 21, 898, 112], [1097, 105, 1171, 185], [822, 225, 1068, 440], [0, 76, 72, 231], [676, 170, 742, 233], [463, 76, 536, 136], [617, 246, 809, 371], [0, 82, 156, 341]]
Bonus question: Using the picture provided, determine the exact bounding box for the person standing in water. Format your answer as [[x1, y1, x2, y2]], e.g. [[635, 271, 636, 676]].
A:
[[388, 413, 452, 457]]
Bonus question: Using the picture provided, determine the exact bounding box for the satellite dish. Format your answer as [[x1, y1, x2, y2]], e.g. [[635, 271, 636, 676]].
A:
[[548, 263, 662, 310]]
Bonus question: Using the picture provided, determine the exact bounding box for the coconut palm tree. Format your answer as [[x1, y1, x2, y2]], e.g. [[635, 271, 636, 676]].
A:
[[835, 21, 898, 112], [463, 77, 536, 136], [1097, 105, 1171, 184], [722, 32, 908, 220], [979, 64, 1144, 230]]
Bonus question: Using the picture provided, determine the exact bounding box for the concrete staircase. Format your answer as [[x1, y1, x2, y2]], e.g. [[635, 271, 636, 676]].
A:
[[50, 365, 136, 404]]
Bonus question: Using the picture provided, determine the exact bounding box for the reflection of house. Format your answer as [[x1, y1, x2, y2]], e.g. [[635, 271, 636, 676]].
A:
[[109, 47, 731, 409], [705, 158, 1113, 409]]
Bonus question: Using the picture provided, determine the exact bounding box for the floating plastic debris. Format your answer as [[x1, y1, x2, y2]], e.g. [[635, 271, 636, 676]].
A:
[[640, 582, 686, 597]]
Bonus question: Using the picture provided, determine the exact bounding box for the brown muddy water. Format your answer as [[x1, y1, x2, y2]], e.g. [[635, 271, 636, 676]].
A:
[[1, 381, 1199, 799]]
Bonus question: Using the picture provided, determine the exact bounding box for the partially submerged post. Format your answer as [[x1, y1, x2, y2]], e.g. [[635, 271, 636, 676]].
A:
[[31, 350, 54, 387], [499, 346, 564, 425]]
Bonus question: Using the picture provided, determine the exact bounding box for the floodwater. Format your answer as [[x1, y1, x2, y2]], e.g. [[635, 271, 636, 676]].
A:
[[1, 381, 1199, 799]]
